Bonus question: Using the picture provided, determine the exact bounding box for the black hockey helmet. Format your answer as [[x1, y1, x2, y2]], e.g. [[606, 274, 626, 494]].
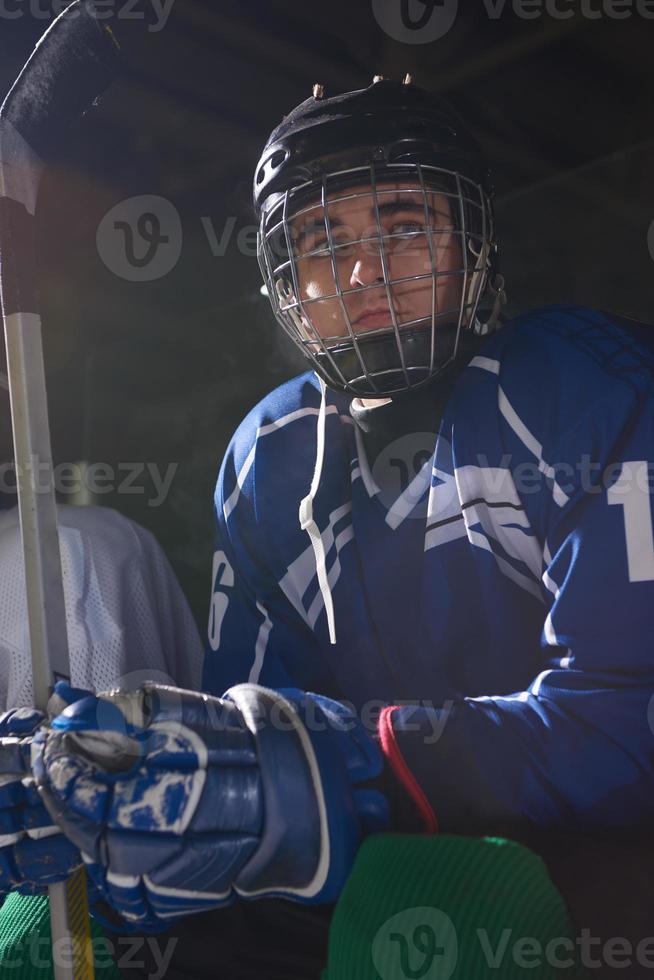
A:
[[255, 76, 505, 398]]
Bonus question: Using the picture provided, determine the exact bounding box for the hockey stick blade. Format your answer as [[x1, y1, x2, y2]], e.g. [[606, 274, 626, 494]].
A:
[[1, 1, 123, 161]]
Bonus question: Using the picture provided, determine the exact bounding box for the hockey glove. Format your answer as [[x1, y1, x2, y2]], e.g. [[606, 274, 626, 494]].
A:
[[31, 683, 389, 930], [0, 685, 89, 897]]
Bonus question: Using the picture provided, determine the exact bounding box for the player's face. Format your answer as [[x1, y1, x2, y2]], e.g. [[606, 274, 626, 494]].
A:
[[289, 180, 463, 342]]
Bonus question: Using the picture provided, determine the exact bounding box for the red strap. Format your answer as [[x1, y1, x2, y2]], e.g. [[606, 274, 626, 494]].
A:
[[378, 706, 439, 834]]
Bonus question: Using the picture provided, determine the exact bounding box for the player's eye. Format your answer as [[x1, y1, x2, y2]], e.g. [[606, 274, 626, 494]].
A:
[[305, 235, 355, 258], [294, 219, 327, 256], [331, 237, 356, 257], [388, 221, 426, 239], [308, 238, 330, 255]]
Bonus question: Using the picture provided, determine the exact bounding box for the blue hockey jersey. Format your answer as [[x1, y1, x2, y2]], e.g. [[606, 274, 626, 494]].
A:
[[203, 305, 654, 834]]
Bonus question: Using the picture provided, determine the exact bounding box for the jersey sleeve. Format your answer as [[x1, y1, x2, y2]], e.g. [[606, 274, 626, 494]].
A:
[[201, 429, 332, 698], [382, 323, 654, 835]]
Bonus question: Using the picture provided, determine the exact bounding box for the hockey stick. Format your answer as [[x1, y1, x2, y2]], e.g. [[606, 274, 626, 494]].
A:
[[0, 5, 122, 978]]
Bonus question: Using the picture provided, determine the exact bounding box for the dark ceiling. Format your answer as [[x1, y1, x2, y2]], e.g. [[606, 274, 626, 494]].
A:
[[3, 0, 652, 202]]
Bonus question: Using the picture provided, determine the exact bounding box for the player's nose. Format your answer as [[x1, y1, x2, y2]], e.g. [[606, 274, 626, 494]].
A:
[[349, 246, 384, 289]]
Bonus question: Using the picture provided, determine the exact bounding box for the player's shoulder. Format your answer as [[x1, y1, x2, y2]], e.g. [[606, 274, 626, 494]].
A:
[[455, 305, 654, 472], [481, 304, 654, 387], [0, 503, 170, 595], [0, 501, 143, 547], [216, 371, 323, 517], [56, 506, 178, 592], [225, 371, 321, 469], [216, 370, 352, 523], [240, 370, 325, 427], [487, 305, 654, 377], [54, 503, 158, 553]]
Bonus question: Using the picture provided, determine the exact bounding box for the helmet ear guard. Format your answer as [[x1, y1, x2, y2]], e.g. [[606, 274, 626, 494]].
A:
[[465, 237, 506, 336], [255, 78, 506, 397]]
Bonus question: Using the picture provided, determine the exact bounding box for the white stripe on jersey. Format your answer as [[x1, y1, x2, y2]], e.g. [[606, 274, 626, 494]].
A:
[[223, 443, 256, 522], [464, 528, 543, 602], [385, 455, 433, 530], [307, 525, 355, 629], [530, 668, 556, 697], [542, 566, 560, 599], [469, 355, 500, 375], [497, 387, 569, 506], [541, 548, 572, 663], [424, 517, 467, 551], [249, 601, 273, 684], [425, 463, 544, 596], [469, 352, 570, 508], [455, 465, 543, 580], [426, 468, 460, 523], [465, 502, 543, 579], [542, 569, 565, 647], [354, 425, 380, 498], [223, 404, 344, 521], [465, 529, 545, 601], [466, 691, 531, 704], [279, 502, 353, 624]]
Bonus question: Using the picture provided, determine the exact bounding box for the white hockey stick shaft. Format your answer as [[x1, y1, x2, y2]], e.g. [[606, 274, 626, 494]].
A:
[[0, 5, 124, 976]]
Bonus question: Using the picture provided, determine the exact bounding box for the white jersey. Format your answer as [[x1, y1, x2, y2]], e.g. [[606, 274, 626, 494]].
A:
[[0, 504, 204, 709]]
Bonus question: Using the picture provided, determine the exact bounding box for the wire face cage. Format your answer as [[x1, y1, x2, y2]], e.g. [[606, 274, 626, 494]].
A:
[[258, 161, 496, 397]]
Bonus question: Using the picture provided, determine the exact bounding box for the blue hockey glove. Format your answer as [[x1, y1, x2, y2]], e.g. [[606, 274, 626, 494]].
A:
[[31, 683, 389, 929], [0, 684, 90, 896]]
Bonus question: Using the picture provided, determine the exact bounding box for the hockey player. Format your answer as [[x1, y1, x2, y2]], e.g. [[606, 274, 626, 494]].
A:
[[2, 77, 654, 977]]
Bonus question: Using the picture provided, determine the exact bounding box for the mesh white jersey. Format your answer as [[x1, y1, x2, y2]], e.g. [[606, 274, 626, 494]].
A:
[[0, 503, 203, 709]]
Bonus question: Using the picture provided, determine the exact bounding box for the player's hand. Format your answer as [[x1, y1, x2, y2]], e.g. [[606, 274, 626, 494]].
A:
[[31, 683, 389, 929], [0, 685, 90, 896]]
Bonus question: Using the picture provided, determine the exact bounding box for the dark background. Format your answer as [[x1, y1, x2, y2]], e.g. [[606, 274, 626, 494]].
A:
[[1, 0, 653, 628]]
